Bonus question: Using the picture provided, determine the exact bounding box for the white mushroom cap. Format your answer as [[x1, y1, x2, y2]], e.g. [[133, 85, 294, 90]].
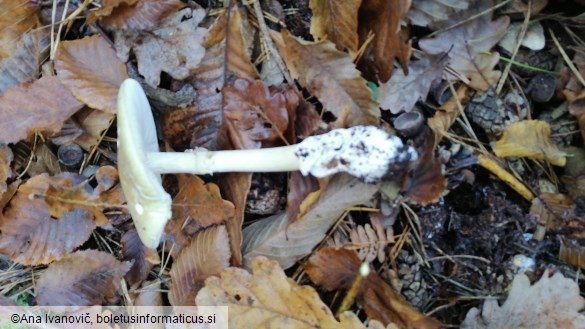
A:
[[117, 79, 172, 249]]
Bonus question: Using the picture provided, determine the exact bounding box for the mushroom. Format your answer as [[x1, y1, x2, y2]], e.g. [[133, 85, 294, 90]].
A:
[[117, 78, 418, 248]]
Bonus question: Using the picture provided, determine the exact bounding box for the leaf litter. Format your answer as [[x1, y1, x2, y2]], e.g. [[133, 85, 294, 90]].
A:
[[0, 0, 584, 328]]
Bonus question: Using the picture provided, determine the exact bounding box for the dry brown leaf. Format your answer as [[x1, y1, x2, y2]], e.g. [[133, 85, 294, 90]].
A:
[[0, 173, 96, 265], [115, 8, 207, 86], [309, 0, 362, 53], [419, 1, 509, 91], [196, 256, 380, 329], [0, 29, 49, 93], [462, 271, 585, 329], [55, 35, 129, 113], [165, 175, 234, 255], [169, 225, 230, 306], [224, 78, 290, 149], [0, 145, 13, 194], [44, 166, 125, 226], [122, 229, 160, 287], [0, 76, 84, 144], [530, 193, 575, 232], [408, 0, 468, 29], [227, 5, 259, 79], [94, 0, 184, 30], [35, 250, 131, 306], [493, 120, 567, 166], [275, 30, 379, 128], [305, 248, 441, 329], [378, 52, 448, 114], [71, 108, 116, 151], [242, 174, 379, 270], [427, 85, 470, 144], [358, 0, 411, 83], [0, 0, 39, 59]]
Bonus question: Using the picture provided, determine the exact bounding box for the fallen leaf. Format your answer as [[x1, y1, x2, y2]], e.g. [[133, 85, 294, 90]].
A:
[[196, 256, 383, 329], [568, 90, 585, 142], [243, 174, 380, 270], [493, 120, 567, 166], [93, 0, 184, 30], [275, 30, 379, 128], [419, 1, 509, 91], [115, 8, 207, 86], [305, 248, 442, 329], [44, 166, 125, 226], [358, 0, 412, 82], [226, 5, 260, 79], [224, 78, 289, 149], [122, 229, 160, 287], [0, 173, 96, 265], [169, 225, 230, 306], [0, 76, 84, 144], [408, 0, 468, 29], [71, 108, 116, 151], [0, 29, 49, 93], [309, 0, 362, 53], [378, 52, 448, 114], [462, 271, 585, 329], [165, 175, 234, 255], [35, 250, 130, 306], [0, 145, 13, 194], [55, 35, 129, 113], [427, 85, 471, 144], [0, 0, 39, 59], [530, 193, 575, 239]]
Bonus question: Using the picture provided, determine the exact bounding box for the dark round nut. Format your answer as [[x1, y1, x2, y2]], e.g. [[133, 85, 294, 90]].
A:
[[526, 73, 556, 103], [394, 111, 425, 139], [57, 144, 84, 168]]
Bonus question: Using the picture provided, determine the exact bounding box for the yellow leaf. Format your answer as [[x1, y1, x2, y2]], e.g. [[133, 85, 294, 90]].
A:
[[493, 120, 567, 166]]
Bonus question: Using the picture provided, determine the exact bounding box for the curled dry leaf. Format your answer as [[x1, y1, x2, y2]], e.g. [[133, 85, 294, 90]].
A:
[[408, 0, 469, 29], [0, 76, 84, 144], [243, 174, 379, 270], [378, 52, 448, 114], [122, 229, 160, 287], [224, 78, 289, 149], [196, 256, 380, 329], [305, 248, 442, 329], [0, 173, 96, 265], [462, 271, 585, 329], [419, 1, 509, 91], [115, 8, 207, 86], [44, 166, 125, 226], [165, 174, 234, 256], [493, 120, 567, 166], [0, 145, 13, 194], [0, 29, 49, 93], [358, 0, 412, 82], [427, 85, 470, 144], [35, 250, 131, 306], [169, 225, 231, 306], [55, 35, 129, 113], [309, 0, 362, 53], [90, 0, 184, 30], [0, 0, 39, 59], [275, 30, 379, 128]]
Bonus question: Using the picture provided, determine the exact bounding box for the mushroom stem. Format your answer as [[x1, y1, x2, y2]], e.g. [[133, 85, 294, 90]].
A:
[[145, 145, 300, 175]]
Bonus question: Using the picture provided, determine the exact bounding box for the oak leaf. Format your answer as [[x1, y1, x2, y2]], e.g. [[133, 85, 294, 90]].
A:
[[0, 174, 96, 265], [196, 256, 384, 328], [55, 35, 129, 113], [358, 0, 412, 82], [305, 248, 442, 329], [0, 76, 84, 144], [169, 225, 230, 306], [462, 271, 585, 329], [493, 120, 567, 166], [419, 1, 509, 91], [275, 30, 379, 128], [408, 0, 468, 29], [35, 250, 131, 306], [115, 8, 207, 86], [378, 52, 448, 114], [309, 0, 362, 53], [90, 0, 184, 30]]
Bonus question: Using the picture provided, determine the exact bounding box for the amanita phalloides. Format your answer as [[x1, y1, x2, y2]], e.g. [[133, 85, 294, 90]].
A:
[[117, 79, 418, 248]]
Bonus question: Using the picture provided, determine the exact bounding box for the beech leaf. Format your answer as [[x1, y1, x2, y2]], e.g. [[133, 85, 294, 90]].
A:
[[309, 0, 362, 52], [0, 0, 39, 59], [0, 29, 49, 93], [0, 76, 84, 144], [55, 35, 129, 113], [91, 0, 184, 30]]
